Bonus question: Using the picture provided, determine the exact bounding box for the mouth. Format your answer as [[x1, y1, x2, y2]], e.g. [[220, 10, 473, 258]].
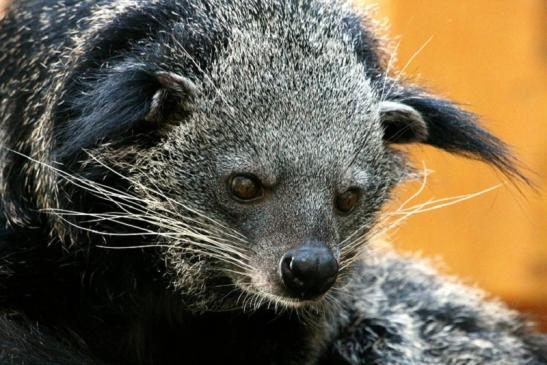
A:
[[228, 269, 337, 312], [232, 281, 328, 310]]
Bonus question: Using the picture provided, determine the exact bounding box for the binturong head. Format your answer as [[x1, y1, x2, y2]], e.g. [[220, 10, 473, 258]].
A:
[[16, 0, 523, 313]]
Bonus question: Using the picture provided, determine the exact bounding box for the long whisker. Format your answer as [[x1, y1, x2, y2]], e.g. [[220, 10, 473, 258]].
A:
[[46, 209, 246, 254], [47, 199, 253, 272], [85, 152, 247, 241], [8, 147, 243, 248], [1, 147, 253, 266], [339, 167, 502, 271], [389, 184, 502, 216]]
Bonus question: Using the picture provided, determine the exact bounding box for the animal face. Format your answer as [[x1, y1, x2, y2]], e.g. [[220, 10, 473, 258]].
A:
[[126, 12, 412, 307]]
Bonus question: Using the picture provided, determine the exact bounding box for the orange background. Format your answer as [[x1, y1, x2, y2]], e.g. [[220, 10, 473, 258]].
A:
[[1, 1, 546, 328]]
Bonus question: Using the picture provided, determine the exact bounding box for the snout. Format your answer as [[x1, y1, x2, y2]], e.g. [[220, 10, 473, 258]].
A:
[[279, 241, 338, 300]]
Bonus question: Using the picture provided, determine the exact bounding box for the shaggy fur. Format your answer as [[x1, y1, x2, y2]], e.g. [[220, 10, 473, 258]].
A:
[[0, 0, 545, 364]]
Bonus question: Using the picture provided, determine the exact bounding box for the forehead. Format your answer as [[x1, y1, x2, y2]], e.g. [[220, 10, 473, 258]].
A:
[[192, 25, 384, 169]]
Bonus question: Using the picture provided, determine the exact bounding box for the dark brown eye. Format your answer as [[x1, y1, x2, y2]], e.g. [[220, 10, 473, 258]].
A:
[[229, 175, 263, 201], [335, 189, 360, 214]]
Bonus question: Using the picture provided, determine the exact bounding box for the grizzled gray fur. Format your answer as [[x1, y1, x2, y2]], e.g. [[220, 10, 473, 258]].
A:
[[0, 0, 545, 364]]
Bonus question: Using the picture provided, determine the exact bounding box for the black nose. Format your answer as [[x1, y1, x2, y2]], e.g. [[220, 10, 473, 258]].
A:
[[279, 241, 338, 300]]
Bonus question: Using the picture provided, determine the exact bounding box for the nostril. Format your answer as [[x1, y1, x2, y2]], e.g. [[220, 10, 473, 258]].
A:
[[280, 253, 293, 282], [280, 253, 305, 289], [279, 243, 339, 299]]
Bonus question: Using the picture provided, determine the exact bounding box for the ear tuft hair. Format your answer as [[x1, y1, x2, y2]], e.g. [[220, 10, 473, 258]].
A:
[[54, 65, 197, 159], [382, 85, 527, 182]]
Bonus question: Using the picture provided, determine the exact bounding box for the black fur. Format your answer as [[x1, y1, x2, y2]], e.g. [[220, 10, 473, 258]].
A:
[[383, 83, 525, 180]]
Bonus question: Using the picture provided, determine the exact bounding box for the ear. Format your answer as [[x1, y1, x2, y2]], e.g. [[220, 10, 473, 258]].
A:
[[380, 85, 524, 180], [379, 100, 428, 144], [144, 71, 198, 123], [55, 64, 198, 159]]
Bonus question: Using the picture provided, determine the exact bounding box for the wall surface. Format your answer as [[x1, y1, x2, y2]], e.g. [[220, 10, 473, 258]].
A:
[[0, 0, 7, 18]]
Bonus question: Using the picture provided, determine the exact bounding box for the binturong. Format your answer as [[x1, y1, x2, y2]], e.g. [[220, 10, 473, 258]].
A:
[[0, 0, 545, 364]]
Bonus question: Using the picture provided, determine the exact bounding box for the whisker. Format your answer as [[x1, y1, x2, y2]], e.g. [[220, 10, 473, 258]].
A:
[[339, 167, 501, 272], [85, 152, 247, 242], [390, 184, 502, 216]]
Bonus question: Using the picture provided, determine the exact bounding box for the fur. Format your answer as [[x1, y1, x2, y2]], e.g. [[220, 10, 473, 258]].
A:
[[0, 0, 545, 364]]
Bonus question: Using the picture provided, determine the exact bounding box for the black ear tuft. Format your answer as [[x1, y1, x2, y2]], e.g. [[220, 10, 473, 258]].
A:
[[382, 85, 526, 181], [54, 64, 197, 159]]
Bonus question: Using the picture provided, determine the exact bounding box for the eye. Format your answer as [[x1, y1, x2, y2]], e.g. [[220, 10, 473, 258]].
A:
[[229, 174, 263, 201], [335, 189, 360, 214]]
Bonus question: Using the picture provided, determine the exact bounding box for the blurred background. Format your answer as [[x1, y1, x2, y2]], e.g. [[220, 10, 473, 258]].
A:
[[358, 0, 547, 330], [1, 1, 545, 328]]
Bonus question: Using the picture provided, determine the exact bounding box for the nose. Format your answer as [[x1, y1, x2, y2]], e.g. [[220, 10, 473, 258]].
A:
[[279, 241, 338, 300]]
